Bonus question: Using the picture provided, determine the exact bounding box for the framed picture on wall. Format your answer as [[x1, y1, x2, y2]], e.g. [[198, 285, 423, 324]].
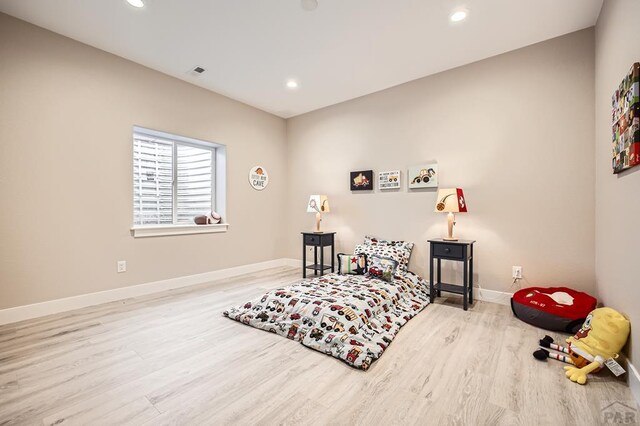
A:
[[378, 170, 400, 190], [350, 170, 373, 191], [611, 62, 640, 174], [248, 165, 269, 190], [408, 163, 438, 189]]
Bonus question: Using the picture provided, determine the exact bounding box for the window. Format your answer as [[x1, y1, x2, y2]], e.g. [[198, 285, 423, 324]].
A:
[[131, 127, 227, 237]]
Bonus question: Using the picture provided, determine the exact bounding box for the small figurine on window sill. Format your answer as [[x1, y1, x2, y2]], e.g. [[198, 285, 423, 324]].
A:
[[194, 211, 221, 225]]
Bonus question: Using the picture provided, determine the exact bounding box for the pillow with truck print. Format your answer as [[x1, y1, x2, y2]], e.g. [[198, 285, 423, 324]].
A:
[[362, 235, 413, 273], [354, 242, 411, 274], [366, 254, 399, 282]]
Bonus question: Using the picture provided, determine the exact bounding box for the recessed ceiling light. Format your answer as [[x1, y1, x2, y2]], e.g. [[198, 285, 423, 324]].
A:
[[301, 0, 318, 11], [286, 80, 299, 89], [450, 10, 467, 22], [126, 0, 144, 8]]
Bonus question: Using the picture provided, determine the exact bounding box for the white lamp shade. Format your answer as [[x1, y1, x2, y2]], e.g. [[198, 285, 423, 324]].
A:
[[434, 188, 467, 213], [307, 195, 330, 213]]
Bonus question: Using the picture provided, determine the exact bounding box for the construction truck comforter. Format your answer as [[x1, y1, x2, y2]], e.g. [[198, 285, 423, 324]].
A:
[[223, 271, 430, 370]]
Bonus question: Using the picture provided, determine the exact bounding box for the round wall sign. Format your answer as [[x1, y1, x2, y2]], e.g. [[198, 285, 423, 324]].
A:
[[248, 166, 269, 190]]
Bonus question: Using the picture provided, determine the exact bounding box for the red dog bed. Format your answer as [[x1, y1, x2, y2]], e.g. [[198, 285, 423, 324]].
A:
[[511, 287, 597, 334]]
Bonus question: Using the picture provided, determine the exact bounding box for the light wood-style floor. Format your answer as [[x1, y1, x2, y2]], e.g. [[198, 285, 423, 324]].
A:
[[0, 267, 636, 426]]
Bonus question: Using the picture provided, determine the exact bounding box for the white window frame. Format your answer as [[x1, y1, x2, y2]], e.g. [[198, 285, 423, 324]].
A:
[[130, 126, 228, 238]]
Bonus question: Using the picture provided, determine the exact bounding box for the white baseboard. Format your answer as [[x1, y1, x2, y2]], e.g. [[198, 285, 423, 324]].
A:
[[283, 258, 302, 268], [0, 260, 513, 325], [630, 361, 640, 407], [426, 280, 512, 306], [283, 258, 316, 268], [475, 287, 513, 306], [0, 258, 297, 326]]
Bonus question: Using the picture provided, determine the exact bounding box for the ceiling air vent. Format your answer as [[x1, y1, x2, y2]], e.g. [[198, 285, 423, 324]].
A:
[[191, 66, 206, 76]]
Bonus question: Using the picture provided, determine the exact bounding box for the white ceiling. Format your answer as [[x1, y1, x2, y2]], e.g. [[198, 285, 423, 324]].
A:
[[0, 0, 603, 118]]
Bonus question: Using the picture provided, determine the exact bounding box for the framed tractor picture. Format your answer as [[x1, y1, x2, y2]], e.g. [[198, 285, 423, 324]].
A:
[[612, 63, 640, 174], [408, 163, 438, 189]]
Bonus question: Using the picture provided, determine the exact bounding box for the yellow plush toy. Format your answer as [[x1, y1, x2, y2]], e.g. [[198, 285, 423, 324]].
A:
[[533, 307, 630, 385]]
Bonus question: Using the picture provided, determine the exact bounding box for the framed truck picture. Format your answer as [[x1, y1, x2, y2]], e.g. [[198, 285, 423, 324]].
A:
[[350, 170, 373, 191], [378, 170, 400, 190]]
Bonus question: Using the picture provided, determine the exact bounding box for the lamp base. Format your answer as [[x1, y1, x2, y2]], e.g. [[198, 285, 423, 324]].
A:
[[445, 212, 457, 240]]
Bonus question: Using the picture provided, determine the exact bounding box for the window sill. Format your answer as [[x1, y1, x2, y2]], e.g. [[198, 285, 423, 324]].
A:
[[130, 223, 229, 238]]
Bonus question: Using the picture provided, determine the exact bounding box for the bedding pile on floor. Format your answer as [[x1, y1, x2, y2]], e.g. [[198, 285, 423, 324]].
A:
[[224, 271, 430, 370]]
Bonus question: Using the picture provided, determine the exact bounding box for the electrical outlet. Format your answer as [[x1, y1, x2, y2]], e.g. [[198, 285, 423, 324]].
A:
[[117, 260, 127, 273], [512, 266, 522, 279]]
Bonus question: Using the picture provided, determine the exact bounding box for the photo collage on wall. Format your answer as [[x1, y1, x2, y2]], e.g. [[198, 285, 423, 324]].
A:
[[612, 62, 640, 174], [350, 163, 438, 191]]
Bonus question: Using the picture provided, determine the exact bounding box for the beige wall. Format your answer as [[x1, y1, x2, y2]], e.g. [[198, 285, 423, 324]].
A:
[[0, 13, 600, 317], [286, 29, 596, 295], [0, 14, 288, 309], [595, 0, 640, 367]]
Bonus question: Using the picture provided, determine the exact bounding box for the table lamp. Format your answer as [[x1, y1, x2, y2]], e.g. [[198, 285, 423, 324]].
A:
[[434, 188, 467, 241], [307, 195, 330, 233]]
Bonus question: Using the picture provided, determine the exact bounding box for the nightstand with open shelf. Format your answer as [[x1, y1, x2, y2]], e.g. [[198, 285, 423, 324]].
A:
[[428, 238, 476, 310], [301, 232, 335, 278]]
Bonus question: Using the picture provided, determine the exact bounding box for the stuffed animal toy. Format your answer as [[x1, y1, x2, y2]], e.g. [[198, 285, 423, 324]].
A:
[[193, 211, 221, 225], [532, 307, 630, 384]]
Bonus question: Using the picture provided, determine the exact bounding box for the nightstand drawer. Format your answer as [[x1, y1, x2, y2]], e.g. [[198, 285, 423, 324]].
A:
[[304, 233, 334, 246], [433, 243, 464, 259], [304, 234, 321, 245]]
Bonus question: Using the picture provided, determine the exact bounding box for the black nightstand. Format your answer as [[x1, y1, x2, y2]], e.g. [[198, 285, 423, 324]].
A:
[[428, 239, 476, 310], [301, 232, 335, 278]]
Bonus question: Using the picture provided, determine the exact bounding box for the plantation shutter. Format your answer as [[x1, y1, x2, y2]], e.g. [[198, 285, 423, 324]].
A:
[[133, 136, 173, 225], [133, 131, 215, 226], [176, 144, 213, 223]]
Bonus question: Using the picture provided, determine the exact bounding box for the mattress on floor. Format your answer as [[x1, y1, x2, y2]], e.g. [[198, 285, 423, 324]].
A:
[[224, 271, 430, 370]]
